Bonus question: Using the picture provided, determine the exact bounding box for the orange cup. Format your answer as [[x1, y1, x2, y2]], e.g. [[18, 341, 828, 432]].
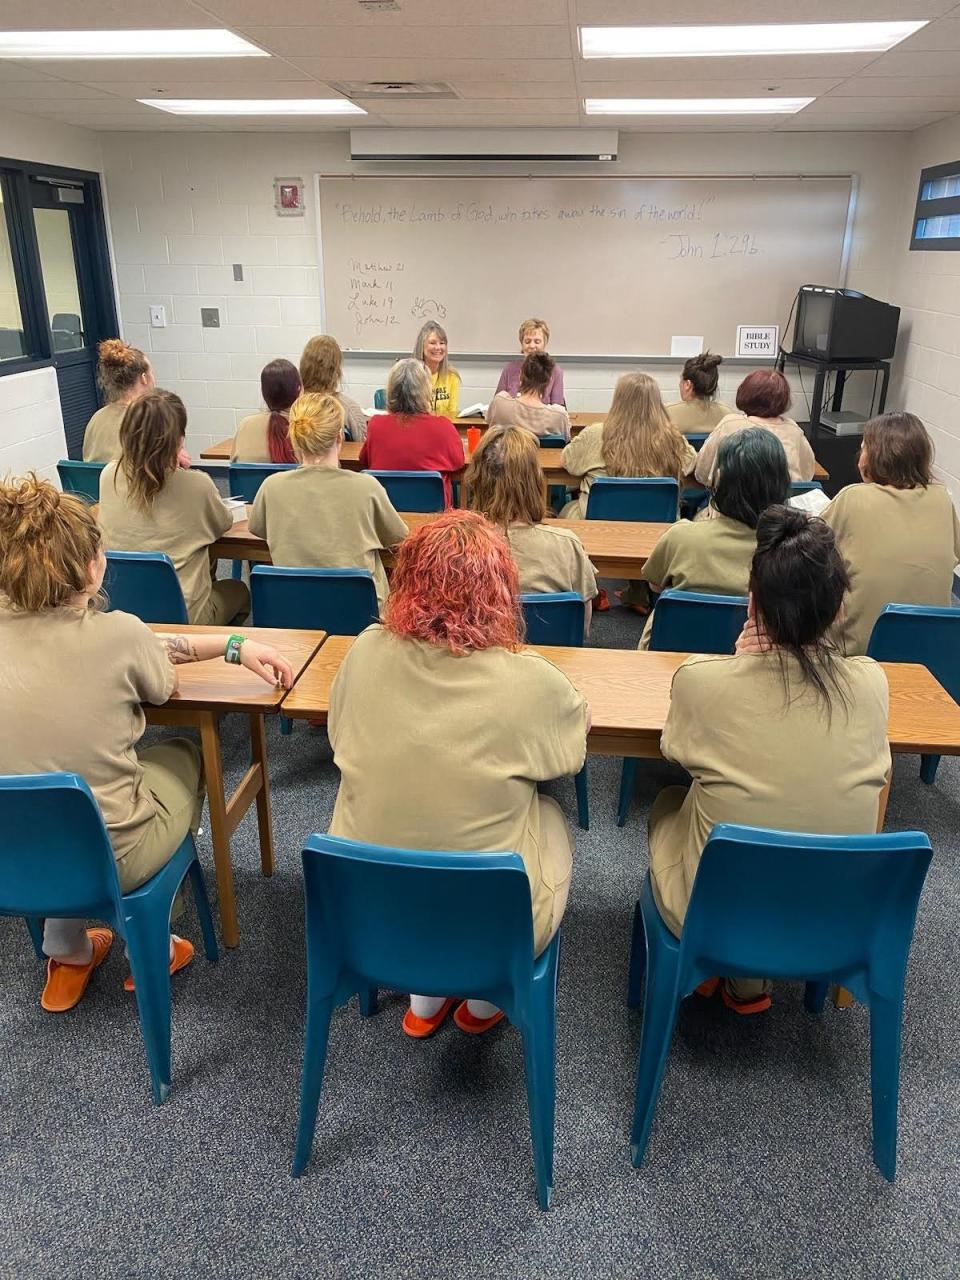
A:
[[466, 426, 482, 453]]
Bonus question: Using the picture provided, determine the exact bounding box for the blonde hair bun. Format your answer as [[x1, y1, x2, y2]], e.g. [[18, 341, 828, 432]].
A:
[[287, 392, 346, 458], [0, 473, 101, 612]]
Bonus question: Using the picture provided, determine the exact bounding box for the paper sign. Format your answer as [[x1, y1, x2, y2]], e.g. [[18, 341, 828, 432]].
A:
[[670, 335, 704, 358], [736, 325, 779, 358]]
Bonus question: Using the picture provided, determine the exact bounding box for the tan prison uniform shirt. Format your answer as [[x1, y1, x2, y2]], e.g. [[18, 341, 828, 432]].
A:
[[666, 399, 733, 433], [638, 513, 756, 649], [0, 605, 175, 859], [506, 523, 598, 600], [98, 462, 232, 624], [231, 410, 276, 462], [328, 627, 588, 952], [248, 465, 408, 609], [695, 414, 815, 487], [648, 651, 890, 936], [82, 401, 127, 463], [486, 394, 572, 441], [561, 422, 697, 518], [822, 482, 960, 655]]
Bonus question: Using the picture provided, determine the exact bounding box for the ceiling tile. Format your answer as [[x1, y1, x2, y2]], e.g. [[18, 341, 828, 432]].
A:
[[859, 50, 960, 75], [23, 56, 308, 84], [68, 78, 326, 100], [0, 80, 113, 100], [828, 76, 960, 98], [890, 17, 960, 49], [577, 54, 876, 81], [579, 77, 845, 98], [359, 98, 579, 115], [0, 0, 208, 22], [455, 81, 582, 99], [288, 57, 575, 83], [573, 0, 954, 19], [206, 0, 568, 24], [241, 25, 573, 59]]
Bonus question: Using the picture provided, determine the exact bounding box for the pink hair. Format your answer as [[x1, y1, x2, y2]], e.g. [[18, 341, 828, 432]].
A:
[[384, 510, 523, 655]]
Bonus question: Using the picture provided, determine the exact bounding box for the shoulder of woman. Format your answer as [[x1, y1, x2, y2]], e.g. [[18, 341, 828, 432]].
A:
[[671, 653, 737, 690]]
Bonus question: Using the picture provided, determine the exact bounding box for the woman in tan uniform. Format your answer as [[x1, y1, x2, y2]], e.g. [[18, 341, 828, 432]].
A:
[[98, 390, 250, 625], [464, 425, 597, 634], [822, 411, 960, 655], [695, 369, 815, 487], [638, 428, 790, 647], [299, 335, 368, 442], [486, 352, 572, 441], [231, 359, 302, 463], [0, 475, 292, 1011], [248, 393, 408, 610], [82, 339, 155, 463], [648, 506, 890, 1013], [665, 351, 732, 433], [328, 511, 588, 1038]]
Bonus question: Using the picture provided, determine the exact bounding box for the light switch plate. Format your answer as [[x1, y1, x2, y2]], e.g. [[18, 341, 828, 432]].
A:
[[201, 307, 220, 328], [149, 304, 166, 328]]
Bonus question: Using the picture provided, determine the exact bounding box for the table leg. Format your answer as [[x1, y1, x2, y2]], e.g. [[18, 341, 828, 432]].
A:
[[199, 711, 240, 949], [249, 712, 275, 878], [834, 767, 894, 1008]]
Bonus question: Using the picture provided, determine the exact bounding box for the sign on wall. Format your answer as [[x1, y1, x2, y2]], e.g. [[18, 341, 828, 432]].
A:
[[736, 324, 779, 357]]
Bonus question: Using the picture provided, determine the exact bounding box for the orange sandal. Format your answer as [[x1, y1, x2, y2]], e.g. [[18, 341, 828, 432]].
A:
[[402, 997, 456, 1039], [720, 985, 772, 1015], [594, 588, 610, 612], [695, 977, 720, 998], [453, 1001, 505, 1034], [40, 927, 114, 1013], [124, 935, 195, 993]]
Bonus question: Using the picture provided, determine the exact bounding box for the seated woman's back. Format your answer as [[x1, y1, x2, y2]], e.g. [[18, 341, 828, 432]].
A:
[[695, 369, 815, 486], [82, 339, 155, 462], [487, 394, 571, 440], [231, 358, 302, 462]]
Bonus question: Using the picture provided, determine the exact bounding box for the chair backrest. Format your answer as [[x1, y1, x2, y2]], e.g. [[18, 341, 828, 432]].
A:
[[0, 773, 123, 918], [228, 462, 297, 503], [251, 566, 379, 634], [585, 477, 679, 523], [867, 604, 960, 703], [521, 592, 586, 647], [57, 459, 104, 503], [301, 835, 536, 1003], [366, 470, 444, 513], [104, 551, 189, 624], [649, 589, 748, 655], [539, 435, 566, 449], [680, 824, 932, 998], [52, 312, 81, 333], [373, 388, 387, 411], [789, 481, 824, 496], [684, 432, 709, 451]]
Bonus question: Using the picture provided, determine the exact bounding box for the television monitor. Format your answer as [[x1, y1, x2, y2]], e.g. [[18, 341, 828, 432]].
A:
[[792, 287, 899, 362]]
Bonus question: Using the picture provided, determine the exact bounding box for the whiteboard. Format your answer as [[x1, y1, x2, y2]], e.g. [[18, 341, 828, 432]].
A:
[[317, 176, 853, 358]]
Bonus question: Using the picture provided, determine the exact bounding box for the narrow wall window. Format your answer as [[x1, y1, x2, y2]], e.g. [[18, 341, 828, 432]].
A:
[[0, 183, 28, 361], [911, 160, 960, 250]]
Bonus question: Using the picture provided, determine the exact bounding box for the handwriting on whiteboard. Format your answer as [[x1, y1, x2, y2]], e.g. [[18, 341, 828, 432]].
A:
[[662, 233, 762, 261], [335, 196, 718, 228]]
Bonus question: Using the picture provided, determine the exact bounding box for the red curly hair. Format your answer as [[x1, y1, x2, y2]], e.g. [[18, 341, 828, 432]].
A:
[[384, 510, 523, 655]]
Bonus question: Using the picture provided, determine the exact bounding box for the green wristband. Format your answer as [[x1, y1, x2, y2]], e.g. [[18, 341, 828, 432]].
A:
[[224, 634, 246, 665]]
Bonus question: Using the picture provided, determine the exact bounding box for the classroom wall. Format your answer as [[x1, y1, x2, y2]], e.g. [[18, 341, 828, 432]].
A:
[[98, 129, 906, 458], [888, 115, 960, 505], [0, 105, 102, 174], [0, 366, 68, 485]]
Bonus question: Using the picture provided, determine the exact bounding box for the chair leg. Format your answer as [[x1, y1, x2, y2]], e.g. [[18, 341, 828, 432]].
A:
[[232, 559, 243, 581], [280, 715, 293, 736], [520, 996, 558, 1211], [626, 900, 647, 1009], [24, 916, 45, 961], [630, 942, 682, 1168], [574, 763, 589, 831], [187, 860, 220, 964], [804, 980, 829, 1015], [125, 904, 175, 1105], [292, 996, 335, 1177], [617, 759, 638, 827], [868, 993, 903, 1181], [358, 987, 378, 1017], [919, 753, 940, 785]]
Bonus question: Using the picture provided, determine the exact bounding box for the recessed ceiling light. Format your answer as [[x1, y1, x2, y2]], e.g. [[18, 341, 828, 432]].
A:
[[579, 22, 927, 59], [139, 98, 367, 116], [0, 30, 268, 59], [584, 98, 814, 115]]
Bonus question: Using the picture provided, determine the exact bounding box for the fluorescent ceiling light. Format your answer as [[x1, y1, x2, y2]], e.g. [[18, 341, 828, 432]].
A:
[[580, 22, 927, 59], [584, 98, 814, 115], [140, 98, 367, 116], [0, 30, 267, 59]]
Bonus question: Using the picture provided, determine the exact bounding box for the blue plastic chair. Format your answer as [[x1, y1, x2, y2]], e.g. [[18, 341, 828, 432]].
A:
[[57, 459, 104, 503], [373, 388, 387, 411], [618, 591, 748, 827], [539, 435, 566, 448], [228, 462, 297, 503], [521, 592, 590, 830], [586, 477, 680, 523], [293, 834, 562, 1210], [366, 470, 444, 513], [867, 604, 960, 784], [627, 824, 932, 1180], [0, 773, 218, 1105], [104, 551, 189, 625], [684, 432, 709, 451], [790, 481, 824, 496]]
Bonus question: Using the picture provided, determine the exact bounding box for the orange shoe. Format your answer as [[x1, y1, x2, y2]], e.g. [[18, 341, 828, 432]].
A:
[[594, 588, 610, 612], [124, 935, 195, 992], [615, 589, 651, 617], [453, 1001, 505, 1034], [40, 927, 113, 1013], [720, 985, 772, 1015], [402, 997, 456, 1039], [695, 977, 720, 998]]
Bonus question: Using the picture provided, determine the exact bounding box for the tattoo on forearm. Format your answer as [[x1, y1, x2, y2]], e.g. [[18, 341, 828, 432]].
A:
[[158, 634, 199, 664]]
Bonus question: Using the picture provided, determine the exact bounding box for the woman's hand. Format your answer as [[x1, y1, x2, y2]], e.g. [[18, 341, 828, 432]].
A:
[[240, 640, 295, 688], [735, 618, 772, 655], [177, 446, 192, 469]]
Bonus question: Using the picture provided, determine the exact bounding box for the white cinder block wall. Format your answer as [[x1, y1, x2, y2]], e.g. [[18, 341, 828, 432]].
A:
[[99, 130, 906, 460], [0, 367, 68, 486], [889, 115, 960, 506]]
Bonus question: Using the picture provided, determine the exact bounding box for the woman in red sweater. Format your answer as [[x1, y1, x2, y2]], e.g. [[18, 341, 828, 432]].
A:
[[360, 358, 465, 507]]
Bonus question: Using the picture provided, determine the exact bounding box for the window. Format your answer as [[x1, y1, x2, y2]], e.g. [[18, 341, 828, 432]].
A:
[[0, 185, 27, 361], [911, 160, 960, 251]]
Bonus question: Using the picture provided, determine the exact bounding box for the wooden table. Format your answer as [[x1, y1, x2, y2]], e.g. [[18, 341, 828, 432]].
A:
[[454, 411, 601, 432], [144, 624, 326, 948], [212, 510, 669, 580]]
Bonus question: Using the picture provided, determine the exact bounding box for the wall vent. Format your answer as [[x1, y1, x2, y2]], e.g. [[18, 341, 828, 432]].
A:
[[333, 81, 458, 101]]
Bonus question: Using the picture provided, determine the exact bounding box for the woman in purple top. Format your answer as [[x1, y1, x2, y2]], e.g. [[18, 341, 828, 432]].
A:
[[495, 318, 566, 406]]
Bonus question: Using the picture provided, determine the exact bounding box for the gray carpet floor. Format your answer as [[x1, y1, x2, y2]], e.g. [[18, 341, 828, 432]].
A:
[[1, 588, 958, 1280]]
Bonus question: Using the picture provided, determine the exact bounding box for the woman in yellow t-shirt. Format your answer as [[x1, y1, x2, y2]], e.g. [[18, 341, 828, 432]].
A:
[[0, 475, 292, 1012], [413, 321, 460, 419]]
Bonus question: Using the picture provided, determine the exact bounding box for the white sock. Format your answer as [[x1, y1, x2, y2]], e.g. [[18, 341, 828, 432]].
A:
[[410, 994, 446, 1019], [466, 999, 500, 1020]]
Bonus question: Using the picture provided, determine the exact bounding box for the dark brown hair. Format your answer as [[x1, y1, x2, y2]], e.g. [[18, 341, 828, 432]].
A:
[[117, 389, 187, 509], [96, 338, 150, 400], [736, 370, 791, 419], [0, 474, 101, 612], [465, 426, 547, 526], [518, 351, 556, 396], [861, 411, 933, 489], [682, 351, 722, 399], [261, 358, 301, 464]]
